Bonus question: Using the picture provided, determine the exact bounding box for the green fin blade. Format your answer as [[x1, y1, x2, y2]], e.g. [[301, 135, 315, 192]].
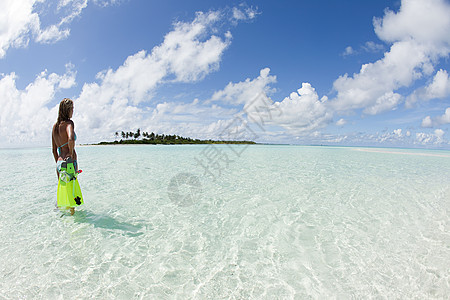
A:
[[57, 178, 83, 208]]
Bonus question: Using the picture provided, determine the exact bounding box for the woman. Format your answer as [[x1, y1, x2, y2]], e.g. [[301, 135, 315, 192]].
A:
[[52, 98, 78, 215]]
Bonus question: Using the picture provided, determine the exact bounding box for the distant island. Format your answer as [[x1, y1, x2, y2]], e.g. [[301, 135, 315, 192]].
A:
[[94, 129, 256, 145]]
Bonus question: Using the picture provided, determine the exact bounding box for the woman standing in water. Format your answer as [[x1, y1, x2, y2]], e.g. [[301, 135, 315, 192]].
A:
[[52, 98, 78, 215]]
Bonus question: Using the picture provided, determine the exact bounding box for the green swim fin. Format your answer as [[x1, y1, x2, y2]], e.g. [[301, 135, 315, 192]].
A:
[[57, 159, 83, 208]]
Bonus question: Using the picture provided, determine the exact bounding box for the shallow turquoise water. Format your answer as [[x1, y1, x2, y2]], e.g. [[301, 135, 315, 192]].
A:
[[0, 145, 449, 298]]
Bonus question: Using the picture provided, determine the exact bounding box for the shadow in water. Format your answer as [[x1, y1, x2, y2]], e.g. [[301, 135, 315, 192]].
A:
[[71, 210, 145, 237]]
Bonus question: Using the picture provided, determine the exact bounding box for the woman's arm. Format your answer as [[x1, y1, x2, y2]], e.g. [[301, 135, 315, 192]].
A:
[[66, 121, 75, 159], [52, 125, 59, 162]]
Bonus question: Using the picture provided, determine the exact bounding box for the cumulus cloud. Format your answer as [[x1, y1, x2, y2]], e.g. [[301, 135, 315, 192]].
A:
[[269, 83, 333, 135], [374, 129, 408, 143], [149, 98, 237, 128], [156, 11, 231, 82], [331, 0, 450, 115], [435, 107, 450, 125], [363, 92, 402, 115], [74, 9, 250, 142], [374, 0, 450, 47], [422, 107, 450, 128], [421, 116, 433, 128], [0, 0, 100, 58], [0, 64, 76, 146], [336, 118, 346, 126], [333, 40, 435, 112], [425, 69, 450, 99], [406, 69, 450, 107], [111, 99, 242, 142], [415, 129, 446, 145], [211, 71, 333, 136], [211, 68, 276, 105], [0, 0, 38, 58], [37, 0, 88, 43], [0, 7, 255, 146]]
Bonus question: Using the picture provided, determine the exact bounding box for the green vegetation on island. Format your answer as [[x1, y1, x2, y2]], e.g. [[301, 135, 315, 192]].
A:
[[95, 129, 256, 145]]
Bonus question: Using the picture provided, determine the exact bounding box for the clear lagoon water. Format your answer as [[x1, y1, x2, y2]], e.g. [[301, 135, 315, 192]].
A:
[[0, 145, 449, 299]]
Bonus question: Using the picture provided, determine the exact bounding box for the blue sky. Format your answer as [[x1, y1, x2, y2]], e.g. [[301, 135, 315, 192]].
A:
[[1, 0, 450, 148]]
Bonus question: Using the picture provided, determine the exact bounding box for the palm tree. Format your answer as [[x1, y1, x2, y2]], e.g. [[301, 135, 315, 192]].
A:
[[135, 128, 141, 139]]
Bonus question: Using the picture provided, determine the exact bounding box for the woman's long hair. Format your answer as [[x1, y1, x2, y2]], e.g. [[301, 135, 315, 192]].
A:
[[54, 98, 73, 134]]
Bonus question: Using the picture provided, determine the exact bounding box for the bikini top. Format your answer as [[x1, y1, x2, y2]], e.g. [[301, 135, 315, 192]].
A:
[[58, 133, 77, 155]]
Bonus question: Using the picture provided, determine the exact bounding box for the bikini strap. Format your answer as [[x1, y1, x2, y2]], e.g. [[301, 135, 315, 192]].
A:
[[57, 141, 69, 154], [58, 141, 68, 148]]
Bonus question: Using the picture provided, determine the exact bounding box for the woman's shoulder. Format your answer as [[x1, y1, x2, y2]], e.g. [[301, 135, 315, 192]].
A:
[[59, 120, 74, 127]]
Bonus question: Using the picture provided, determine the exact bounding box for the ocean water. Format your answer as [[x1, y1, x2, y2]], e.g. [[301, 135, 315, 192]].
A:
[[0, 145, 449, 299]]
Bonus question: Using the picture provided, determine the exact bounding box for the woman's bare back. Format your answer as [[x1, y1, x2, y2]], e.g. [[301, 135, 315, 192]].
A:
[[52, 120, 77, 161]]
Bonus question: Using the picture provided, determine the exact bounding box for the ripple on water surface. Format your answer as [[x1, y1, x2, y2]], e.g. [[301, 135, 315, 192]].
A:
[[0, 145, 449, 298]]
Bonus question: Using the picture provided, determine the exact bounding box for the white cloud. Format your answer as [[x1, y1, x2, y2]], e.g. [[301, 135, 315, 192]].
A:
[[0, 0, 97, 58], [393, 129, 403, 137], [156, 11, 231, 82], [422, 107, 450, 128], [435, 128, 445, 139], [406, 69, 450, 107], [436, 107, 450, 125], [211, 68, 276, 105], [336, 118, 346, 126], [149, 98, 236, 126], [269, 83, 333, 135], [331, 0, 450, 115], [374, 0, 450, 47], [290, 127, 447, 147], [0, 7, 259, 146], [92, 0, 123, 7], [343, 42, 384, 57], [342, 46, 355, 56], [333, 40, 435, 112], [36, 0, 88, 44], [424, 69, 450, 99], [362, 41, 385, 53], [0, 64, 76, 146], [232, 7, 248, 21], [117, 99, 241, 142], [0, 0, 39, 58], [231, 5, 259, 22], [363, 92, 402, 115], [35, 24, 71, 44], [74, 9, 249, 142], [211, 73, 333, 136], [415, 129, 446, 145], [421, 116, 433, 128], [375, 129, 409, 143]]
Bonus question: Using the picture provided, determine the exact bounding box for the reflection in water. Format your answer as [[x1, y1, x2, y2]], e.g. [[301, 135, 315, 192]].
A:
[[70, 210, 145, 237]]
